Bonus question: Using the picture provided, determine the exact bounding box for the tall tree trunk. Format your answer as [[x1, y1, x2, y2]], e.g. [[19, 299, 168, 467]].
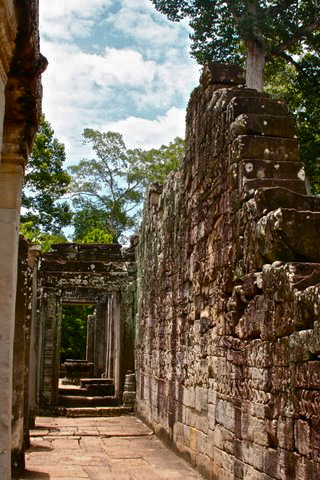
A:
[[246, 39, 266, 91]]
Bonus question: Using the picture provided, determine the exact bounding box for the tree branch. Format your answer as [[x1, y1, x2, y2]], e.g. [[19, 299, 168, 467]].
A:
[[271, 20, 320, 57], [276, 51, 303, 72], [66, 191, 108, 205], [268, 0, 297, 16]]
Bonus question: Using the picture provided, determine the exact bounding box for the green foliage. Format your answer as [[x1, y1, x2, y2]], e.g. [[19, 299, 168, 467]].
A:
[[78, 228, 113, 244], [60, 305, 94, 363], [151, 0, 319, 67], [69, 130, 184, 241], [152, 1, 319, 189], [265, 54, 320, 194], [22, 115, 72, 235], [72, 203, 115, 242], [20, 221, 67, 252], [135, 137, 184, 184]]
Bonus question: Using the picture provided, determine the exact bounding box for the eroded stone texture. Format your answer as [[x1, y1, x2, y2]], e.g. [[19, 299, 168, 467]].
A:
[[136, 65, 320, 480], [0, 1, 43, 478], [10, 237, 41, 479], [38, 243, 136, 407]]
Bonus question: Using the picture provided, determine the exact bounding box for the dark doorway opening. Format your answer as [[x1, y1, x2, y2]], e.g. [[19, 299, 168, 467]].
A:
[[60, 304, 95, 363]]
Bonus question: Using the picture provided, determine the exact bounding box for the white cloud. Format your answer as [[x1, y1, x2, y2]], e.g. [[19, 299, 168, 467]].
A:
[[102, 107, 187, 150], [40, 0, 111, 41], [41, 39, 199, 140], [39, 0, 200, 166], [105, 5, 187, 52]]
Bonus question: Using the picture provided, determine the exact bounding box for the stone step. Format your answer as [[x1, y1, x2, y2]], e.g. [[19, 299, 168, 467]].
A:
[[80, 378, 114, 387], [51, 406, 133, 417], [58, 394, 119, 408], [58, 384, 115, 396]]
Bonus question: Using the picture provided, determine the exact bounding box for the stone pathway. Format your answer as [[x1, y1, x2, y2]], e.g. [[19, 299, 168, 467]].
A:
[[21, 415, 204, 480]]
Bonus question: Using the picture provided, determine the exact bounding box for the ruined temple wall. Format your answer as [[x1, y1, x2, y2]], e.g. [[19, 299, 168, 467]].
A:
[[0, 1, 43, 477], [136, 66, 320, 480]]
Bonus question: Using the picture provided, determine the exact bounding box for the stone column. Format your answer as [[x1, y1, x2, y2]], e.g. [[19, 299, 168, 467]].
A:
[[94, 302, 107, 377], [0, 78, 4, 152], [27, 246, 41, 428], [86, 314, 95, 363], [105, 297, 114, 380], [11, 237, 30, 477], [113, 292, 121, 397], [0, 162, 24, 478], [39, 290, 62, 405]]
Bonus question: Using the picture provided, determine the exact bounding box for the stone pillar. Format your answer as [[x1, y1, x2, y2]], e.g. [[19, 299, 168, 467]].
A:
[[86, 314, 95, 363], [0, 1, 43, 476], [105, 297, 114, 379], [0, 162, 24, 478], [113, 292, 121, 397], [27, 246, 41, 428], [39, 290, 62, 405], [94, 302, 107, 377], [0, 79, 4, 153], [11, 237, 30, 478]]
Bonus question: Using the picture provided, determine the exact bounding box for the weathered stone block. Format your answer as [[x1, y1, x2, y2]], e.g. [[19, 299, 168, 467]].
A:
[[257, 208, 320, 263], [200, 63, 244, 87], [227, 96, 288, 124], [231, 135, 299, 162], [230, 114, 296, 140]]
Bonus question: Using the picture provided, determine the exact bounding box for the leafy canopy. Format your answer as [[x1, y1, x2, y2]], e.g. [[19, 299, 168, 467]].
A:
[[20, 221, 67, 252], [152, 0, 320, 66], [69, 130, 184, 241], [265, 53, 320, 194], [21, 115, 72, 235]]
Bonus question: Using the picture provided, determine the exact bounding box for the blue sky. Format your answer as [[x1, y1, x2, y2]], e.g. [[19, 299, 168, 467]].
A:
[[39, 0, 200, 165]]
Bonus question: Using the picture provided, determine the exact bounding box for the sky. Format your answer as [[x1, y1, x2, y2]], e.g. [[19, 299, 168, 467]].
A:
[[39, 0, 201, 165]]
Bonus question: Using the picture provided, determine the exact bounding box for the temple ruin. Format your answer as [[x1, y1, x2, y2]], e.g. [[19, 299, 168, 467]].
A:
[[0, 1, 320, 479], [38, 242, 136, 408], [136, 64, 320, 479]]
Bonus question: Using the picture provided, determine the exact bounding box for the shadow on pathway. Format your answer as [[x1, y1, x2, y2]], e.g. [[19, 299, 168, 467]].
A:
[[20, 415, 205, 479]]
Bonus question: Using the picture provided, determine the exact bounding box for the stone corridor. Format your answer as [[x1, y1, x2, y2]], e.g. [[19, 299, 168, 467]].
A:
[[20, 415, 204, 480]]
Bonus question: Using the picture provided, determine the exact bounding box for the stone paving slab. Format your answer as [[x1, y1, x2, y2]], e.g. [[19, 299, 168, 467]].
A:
[[20, 416, 205, 480]]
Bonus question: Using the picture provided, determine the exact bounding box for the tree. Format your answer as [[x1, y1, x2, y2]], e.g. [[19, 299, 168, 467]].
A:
[[137, 136, 184, 184], [151, 0, 320, 90], [21, 115, 72, 235], [69, 130, 184, 241], [265, 53, 320, 193], [20, 221, 67, 252], [60, 305, 95, 363]]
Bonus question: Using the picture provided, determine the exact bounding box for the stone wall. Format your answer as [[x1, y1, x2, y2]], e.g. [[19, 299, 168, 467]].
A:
[[0, 1, 43, 478], [136, 65, 320, 480]]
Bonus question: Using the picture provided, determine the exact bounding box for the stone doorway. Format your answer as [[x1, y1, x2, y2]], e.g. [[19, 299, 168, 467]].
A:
[[59, 303, 95, 384], [37, 243, 136, 410]]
